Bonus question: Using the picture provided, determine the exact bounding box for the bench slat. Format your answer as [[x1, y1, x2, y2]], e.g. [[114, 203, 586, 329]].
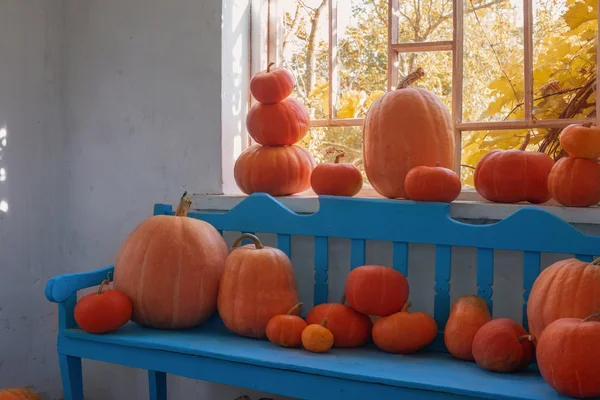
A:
[[434, 245, 452, 330], [522, 251, 541, 328], [393, 242, 409, 276], [277, 234, 291, 258], [314, 236, 329, 306], [477, 248, 494, 315], [350, 239, 366, 270]]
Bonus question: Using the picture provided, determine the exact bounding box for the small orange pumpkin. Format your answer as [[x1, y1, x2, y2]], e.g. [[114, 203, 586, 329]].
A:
[[372, 302, 438, 354], [74, 275, 132, 334], [305, 296, 372, 348], [547, 157, 600, 207], [0, 389, 41, 400], [217, 234, 299, 339], [344, 265, 409, 317], [560, 122, 600, 160], [404, 163, 461, 203], [527, 258, 600, 341], [472, 318, 535, 373], [266, 302, 307, 348], [301, 318, 334, 353], [234, 145, 316, 196], [246, 97, 310, 146], [444, 295, 492, 361], [250, 62, 295, 105], [537, 313, 600, 398], [310, 153, 363, 197]]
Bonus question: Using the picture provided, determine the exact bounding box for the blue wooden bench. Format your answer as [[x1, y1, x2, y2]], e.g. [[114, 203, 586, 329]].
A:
[[45, 193, 600, 400]]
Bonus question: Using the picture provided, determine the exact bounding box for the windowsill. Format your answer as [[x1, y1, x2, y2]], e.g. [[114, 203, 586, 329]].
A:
[[189, 188, 600, 225]]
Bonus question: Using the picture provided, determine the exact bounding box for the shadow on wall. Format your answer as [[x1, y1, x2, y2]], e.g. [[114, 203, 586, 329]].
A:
[[0, 125, 7, 214]]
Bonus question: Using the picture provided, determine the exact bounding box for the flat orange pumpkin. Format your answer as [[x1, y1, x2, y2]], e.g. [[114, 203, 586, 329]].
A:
[[246, 97, 310, 146], [560, 122, 600, 160], [547, 157, 600, 207], [310, 153, 363, 197], [404, 163, 461, 203]]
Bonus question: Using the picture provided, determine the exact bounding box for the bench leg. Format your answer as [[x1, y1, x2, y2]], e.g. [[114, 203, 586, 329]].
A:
[[59, 354, 84, 400], [148, 370, 167, 400]]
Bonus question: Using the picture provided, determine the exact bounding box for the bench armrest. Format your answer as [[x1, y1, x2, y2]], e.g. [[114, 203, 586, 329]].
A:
[[45, 265, 115, 303]]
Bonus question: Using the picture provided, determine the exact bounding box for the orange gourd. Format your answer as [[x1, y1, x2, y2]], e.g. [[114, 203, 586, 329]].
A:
[[472, 318, 534, 373], [372, 302, 438, 354], [526, 258, 600, 341], [474, 141, 555, 204], [246, 98, 310, 146], [404, 163, 461, 203], [305, 296, 372, 348], [310, 153, 363, 197], [363, 68, 455, 199], [113, 193, 228, 329], [266, 302, 307, 348], [0, 389, 41, 400], [444, 295, 492, 361], [74, 275, 132, 334], [250, 62, 295, 105], [560, 122, 600, 160], [537, 314, 600, 399], [234, 145, 316, 196], [344, 265, 409, 317], [547, 157, 600, 207], [301, 318, 334, 353], [218, 234, 299, 339]]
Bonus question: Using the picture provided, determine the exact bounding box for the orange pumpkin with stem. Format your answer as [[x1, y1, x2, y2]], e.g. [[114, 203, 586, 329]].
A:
[[536, 313, 600, 398], [234, 145, 316, 196], [250, 62, 295, 105], [305, 295, 372, 348], [302, 318, 334, 353], [344, 265, 409, 317], [559, 122, 600, 160], [218, 233, 299, 339], [547, 157, 600, 207], [444, 295, 492, 361], [363, 68, 455, 199], [246, 98, 310, 146], [372, 302, 438, 354], [526, 258, 600, 341], [474, 137, 555, 204], [266, 302, 307, 348], [310, 153, 363, 197], [113, 192, 228, 329], [405, 163, 461, 203], [0, 389, 42, 400]]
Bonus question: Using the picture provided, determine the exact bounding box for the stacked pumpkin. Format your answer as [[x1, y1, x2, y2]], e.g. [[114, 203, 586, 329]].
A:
[[234, 63, 316, 196]]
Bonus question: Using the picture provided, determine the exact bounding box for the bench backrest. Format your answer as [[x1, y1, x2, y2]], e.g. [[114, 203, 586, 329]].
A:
[[155, 193, 600, 349]]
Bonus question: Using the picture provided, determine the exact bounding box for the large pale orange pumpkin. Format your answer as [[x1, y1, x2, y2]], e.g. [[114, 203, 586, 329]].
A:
[[363, 68, 455, 199], [526, 258, 600, 341], [234, 145, 316, 196], [0, 389, 41, 400], [246, 98, 310, 146], [218, 234, 299, 339], [113, 193, 229, 329], [560, 122, 600, 160], [547, 157, 600, 207], [537, 314, 600, 398]]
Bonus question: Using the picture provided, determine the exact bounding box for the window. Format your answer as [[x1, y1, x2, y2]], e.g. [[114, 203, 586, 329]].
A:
[[256, 0, 598, 194]]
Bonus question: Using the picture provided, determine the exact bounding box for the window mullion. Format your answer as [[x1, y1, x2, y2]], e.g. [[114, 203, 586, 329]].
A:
[[329, 0, 339, 121], [387, 0, 399, 91], [452, 0, 464, 175], [523, 0, 534, 121]]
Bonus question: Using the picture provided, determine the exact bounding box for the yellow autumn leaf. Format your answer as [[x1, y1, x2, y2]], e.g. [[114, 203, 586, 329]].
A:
[[563, 2, 596, 30]]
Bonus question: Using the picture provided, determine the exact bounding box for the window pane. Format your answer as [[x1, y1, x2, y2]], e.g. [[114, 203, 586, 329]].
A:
[[463, 0, 524, 122], [395, 0, 453, 43], [281, 0, 330, 119], [396, 51, 453, 111], [532, 0, 597, 120], [336, 0, 388, 119]]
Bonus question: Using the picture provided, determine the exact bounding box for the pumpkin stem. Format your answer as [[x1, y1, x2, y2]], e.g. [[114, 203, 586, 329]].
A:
[[401, 301, 412, 312], [435, 162, 441, 167], [518, 334, 535, 344], [335, 153, 345, 164], [287, 302, 304, 315], [320, 317, 329, 327], [518, 132, 531, 151], [97, 279, 110, 295], [397, 68, 425, 90], [582, 122, 594, 128], [232, 233, 264, 250], [592, 258, 600, 266], [175, 191, 192, 217], [267, 62, 275, 73], [582, 313, 600, 323]]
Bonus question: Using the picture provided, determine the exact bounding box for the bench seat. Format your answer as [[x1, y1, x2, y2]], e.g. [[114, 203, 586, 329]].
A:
[[58, 316, 571, 400]]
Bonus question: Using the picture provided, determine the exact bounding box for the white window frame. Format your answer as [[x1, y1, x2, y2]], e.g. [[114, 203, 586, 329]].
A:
[[250, 0, 600, 199]]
